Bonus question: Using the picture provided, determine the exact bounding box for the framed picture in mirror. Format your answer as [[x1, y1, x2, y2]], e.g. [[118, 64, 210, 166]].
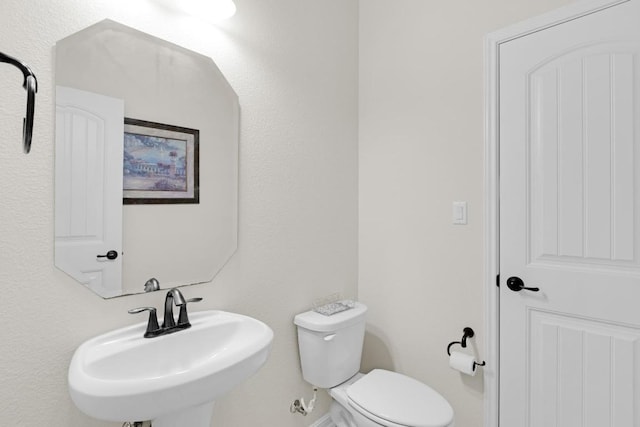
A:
[[123, 118, 199, 204]]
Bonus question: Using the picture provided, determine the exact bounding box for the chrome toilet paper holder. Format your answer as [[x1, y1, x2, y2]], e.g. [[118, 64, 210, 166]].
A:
[[447, 327, 486, 369]]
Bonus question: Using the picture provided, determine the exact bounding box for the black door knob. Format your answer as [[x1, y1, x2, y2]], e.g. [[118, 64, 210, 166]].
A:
[[506, 276, 539, 292], [97, 250, 118, 260]]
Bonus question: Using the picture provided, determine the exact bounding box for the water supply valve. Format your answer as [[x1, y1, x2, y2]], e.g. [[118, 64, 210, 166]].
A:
[[289, 387, 317, 416]]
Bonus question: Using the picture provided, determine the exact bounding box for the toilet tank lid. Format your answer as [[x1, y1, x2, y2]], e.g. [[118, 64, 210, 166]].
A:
[[347, 369, 454, 427], [294, 301, 367, 332]]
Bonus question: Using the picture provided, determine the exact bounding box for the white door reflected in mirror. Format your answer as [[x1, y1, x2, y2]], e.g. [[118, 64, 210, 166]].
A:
[[55, 86, 124, 297]]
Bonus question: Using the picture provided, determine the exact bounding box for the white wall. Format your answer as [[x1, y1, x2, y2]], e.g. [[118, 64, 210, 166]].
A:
[[358, 1, 574, 426], [0, 0, 357, 425]]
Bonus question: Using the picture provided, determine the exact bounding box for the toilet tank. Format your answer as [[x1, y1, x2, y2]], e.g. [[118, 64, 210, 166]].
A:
[[294, 301, 367, 389]]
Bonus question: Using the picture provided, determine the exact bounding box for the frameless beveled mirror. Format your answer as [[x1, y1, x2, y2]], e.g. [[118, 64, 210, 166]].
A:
[[54, 19, 239, 298]]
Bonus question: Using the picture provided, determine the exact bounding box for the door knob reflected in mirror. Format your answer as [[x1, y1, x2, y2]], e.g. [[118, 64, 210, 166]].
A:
[[97, 250, 118, 260], [506, 276, 539, 292]]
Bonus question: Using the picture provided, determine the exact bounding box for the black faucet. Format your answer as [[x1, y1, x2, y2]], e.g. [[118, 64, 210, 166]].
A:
[[163, 288, 187, 328], [128, 288, 202, 338]]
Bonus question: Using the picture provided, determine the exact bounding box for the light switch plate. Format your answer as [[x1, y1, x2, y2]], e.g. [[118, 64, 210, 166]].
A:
[[453, 201, 468, 225]]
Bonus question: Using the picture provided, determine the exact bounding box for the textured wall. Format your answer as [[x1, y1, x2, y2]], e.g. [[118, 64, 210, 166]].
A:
[[0, 0, 358, 425], [358, 1, 574, 426]]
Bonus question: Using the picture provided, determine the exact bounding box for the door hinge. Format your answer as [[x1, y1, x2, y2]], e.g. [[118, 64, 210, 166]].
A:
[[496, 274, 500, 287]]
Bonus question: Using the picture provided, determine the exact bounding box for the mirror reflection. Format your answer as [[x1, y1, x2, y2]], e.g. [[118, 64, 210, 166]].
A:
[[54, 19, 239, 298]]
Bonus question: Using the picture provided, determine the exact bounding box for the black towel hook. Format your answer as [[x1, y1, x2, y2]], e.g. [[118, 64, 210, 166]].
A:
[[0, 51, 38, 154]]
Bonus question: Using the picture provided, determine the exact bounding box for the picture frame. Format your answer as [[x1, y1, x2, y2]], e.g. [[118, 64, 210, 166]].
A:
[[123, 118, 199, 204]]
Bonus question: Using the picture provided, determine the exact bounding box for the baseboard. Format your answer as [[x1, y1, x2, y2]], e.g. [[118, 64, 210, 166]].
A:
[[309, 413, 334, 427]]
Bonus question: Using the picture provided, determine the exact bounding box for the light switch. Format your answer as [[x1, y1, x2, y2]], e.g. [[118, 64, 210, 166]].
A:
[[453, 201, 467, 225]]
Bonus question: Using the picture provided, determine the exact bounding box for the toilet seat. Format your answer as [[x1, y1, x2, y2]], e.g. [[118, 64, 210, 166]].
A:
[[346, 369, 454, 427]]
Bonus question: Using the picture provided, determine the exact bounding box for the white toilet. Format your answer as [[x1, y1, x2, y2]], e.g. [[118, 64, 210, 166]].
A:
[[294, 301, 454, 427]]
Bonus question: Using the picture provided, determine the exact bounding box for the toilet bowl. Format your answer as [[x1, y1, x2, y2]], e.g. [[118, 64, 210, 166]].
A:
[[294, 302, 454, 427], [330, 371, 454, 427]]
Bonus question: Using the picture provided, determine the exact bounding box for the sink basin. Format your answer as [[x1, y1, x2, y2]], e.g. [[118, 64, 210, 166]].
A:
[[68, 310, 273, 425]]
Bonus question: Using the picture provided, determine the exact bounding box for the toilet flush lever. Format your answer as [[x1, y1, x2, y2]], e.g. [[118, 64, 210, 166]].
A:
[[323, 334, 336, 341]]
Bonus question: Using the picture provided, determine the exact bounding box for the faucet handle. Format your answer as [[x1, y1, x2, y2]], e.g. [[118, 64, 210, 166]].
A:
[[128, 307, 160, 338], [177, 297, 203, 326]]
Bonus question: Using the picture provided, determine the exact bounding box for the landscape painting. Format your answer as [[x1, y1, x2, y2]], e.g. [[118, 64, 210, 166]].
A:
[[123, 118, 199, 204]]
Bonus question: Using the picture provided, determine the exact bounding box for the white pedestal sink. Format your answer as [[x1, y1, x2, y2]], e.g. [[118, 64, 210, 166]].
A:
[[68, 310, 273, 426]]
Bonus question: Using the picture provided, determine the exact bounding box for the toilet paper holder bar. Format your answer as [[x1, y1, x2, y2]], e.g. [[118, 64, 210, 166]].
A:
[[447, 327, 486, 368]]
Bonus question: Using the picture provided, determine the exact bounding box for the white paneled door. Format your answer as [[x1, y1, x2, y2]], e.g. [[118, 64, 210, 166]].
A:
[[55, 86, 124, 297], [499, 1, 640, 425]]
